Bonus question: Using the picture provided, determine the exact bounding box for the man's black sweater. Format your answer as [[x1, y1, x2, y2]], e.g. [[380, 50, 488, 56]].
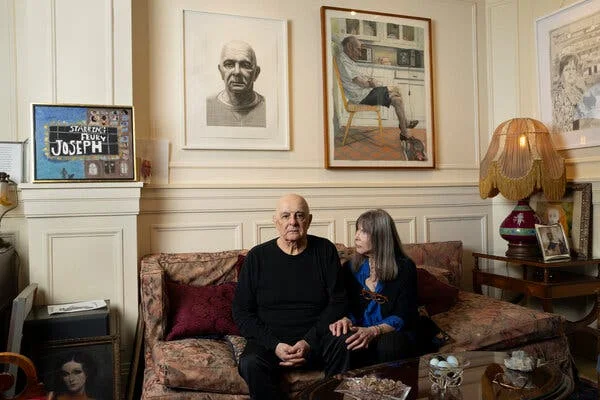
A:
[[232, 235, 347, 351]]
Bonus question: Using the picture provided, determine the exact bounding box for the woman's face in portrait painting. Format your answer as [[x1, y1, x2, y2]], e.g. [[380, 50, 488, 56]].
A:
[[562, 59, 578, 87], [61, 360, 87, 394]]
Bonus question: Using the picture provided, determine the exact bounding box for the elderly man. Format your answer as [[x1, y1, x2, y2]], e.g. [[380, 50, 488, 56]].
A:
[[232, 194, 350, 399], [338, 35, 419, 142], [206, 40, 266, 127]]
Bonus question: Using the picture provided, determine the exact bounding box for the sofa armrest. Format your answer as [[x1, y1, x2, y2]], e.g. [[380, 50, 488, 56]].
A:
[[140, 254, 168, 347]]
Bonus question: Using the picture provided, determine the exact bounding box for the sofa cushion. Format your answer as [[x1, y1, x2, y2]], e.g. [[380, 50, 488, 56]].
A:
[[418, 265, 452, 285], [165, 281, 240, 340], [153, 338, 249, 393], [417, 268, 459, 315], [158, 250, 247, 287], [434, 291, 565, 352]]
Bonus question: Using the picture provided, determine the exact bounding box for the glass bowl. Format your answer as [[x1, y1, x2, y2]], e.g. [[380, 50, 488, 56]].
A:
[[334, 374, 411, 400], [426, 353, 470, 390]]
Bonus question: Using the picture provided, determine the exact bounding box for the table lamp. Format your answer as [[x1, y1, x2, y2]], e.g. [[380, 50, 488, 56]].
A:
[[0, 172, 18, 249], [479, 118, 566, 258]]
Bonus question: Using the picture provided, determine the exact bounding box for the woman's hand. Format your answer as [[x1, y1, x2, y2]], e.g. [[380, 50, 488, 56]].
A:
[[345, 326, 378, 350], [329, 317, 353, 336]]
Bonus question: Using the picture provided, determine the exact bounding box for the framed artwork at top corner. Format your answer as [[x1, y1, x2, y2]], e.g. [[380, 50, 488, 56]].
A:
[[536, 0, 600, 150], [31, 103, 136, 182], [182, 10, 289, 151], [321, 6, 435, 169]]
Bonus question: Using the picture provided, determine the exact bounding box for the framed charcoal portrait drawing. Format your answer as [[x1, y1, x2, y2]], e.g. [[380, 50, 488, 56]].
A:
[[321, 6, 435, 169], [537, 0, 600, 150], [182, 10, 289, 150]]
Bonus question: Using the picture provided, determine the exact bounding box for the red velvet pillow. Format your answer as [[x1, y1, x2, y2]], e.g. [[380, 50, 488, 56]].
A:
[[417, 268, 459, 315], [165, 280, 240, 340]]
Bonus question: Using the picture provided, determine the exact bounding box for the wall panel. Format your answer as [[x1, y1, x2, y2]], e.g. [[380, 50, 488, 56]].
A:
[[139, 185, 489, 292], [150, 222, 242, 253]]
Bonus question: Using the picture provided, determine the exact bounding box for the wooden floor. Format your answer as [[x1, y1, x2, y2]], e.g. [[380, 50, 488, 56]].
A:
[[569, 327, 598, 384], [333, 125, 427, 161], [574, 353, 597, 382]]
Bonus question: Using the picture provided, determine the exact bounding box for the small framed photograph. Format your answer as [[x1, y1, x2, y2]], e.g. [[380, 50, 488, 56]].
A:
[[33, 335, 120, 400], [32, 103, 136, 182], [321, 6, 435, 168], [530, 182, 592, 258], [535, 224, 571, 261]]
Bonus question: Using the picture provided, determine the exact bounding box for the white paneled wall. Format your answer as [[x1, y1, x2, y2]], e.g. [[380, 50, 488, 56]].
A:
[[2, 0, 600, 384], [138, 185, 490, 292]]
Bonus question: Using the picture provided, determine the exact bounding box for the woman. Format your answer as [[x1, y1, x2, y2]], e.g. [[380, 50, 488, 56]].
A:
[[552, 53, 586, 132], [49, 352, 97, 400], [329, 209, 420, 367]]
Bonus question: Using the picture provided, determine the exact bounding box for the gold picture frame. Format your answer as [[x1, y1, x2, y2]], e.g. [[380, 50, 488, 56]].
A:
[[34, 334, 120, 400]]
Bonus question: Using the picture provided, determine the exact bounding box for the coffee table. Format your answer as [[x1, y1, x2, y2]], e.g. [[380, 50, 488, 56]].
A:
[[295, 351, 573, 399]]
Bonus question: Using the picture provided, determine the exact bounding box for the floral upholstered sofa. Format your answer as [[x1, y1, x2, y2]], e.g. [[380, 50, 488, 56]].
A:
[[139, 241, 571, 399]]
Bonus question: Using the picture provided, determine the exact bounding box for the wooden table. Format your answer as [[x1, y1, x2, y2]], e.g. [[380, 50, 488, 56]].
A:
[[296, 351, 573, 400], [472, 252, 600, 331]]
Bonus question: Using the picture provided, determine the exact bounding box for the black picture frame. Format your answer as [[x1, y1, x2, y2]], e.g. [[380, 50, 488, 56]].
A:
[[34, 335, 120, 400], [31, 103, 136, 182]]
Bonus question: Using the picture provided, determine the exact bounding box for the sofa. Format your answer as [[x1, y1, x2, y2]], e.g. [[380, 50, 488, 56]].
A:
[[139, 241, 572, 399]]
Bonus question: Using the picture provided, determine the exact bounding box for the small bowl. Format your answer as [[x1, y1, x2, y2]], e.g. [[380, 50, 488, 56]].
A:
[[426, 354, 470, 389]]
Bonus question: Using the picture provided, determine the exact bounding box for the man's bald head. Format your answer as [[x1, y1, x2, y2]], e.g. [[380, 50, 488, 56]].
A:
[[218, 40, 260, 97]]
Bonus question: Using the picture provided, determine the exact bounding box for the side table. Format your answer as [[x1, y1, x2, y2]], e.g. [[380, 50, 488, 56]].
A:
[[472, 252, 600, 331]]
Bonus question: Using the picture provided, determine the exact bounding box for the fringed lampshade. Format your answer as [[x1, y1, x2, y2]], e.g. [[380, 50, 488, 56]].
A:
[[479, 118, 566, 257]]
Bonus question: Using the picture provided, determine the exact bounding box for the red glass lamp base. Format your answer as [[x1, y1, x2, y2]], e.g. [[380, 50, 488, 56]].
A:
[[499, 199, 541, 258]]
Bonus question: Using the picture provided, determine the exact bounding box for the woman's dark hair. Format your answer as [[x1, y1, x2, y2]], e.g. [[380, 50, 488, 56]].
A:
[[351, 209, 407, 281], [53, 351, 97, 394], [559, 54, 580, 76]]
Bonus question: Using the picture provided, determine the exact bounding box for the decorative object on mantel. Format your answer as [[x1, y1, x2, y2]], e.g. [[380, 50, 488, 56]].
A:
[[479, 117, 566, 258], [0, 172, 17, 249]]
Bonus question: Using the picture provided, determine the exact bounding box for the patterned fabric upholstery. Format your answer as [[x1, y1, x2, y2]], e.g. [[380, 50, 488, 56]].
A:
[[435, 291, 565, 352], [139, 241, 569, 399]]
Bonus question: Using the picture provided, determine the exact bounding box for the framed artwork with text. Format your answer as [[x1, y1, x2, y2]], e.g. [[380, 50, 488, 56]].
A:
[[32, 104, 136, 182]]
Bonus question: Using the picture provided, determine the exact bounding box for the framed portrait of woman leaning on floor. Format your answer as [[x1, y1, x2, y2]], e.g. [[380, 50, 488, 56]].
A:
[[33, 335, 120, 400]]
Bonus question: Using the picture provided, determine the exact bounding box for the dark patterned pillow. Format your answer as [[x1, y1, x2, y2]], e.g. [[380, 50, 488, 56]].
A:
[[165, 280, 240, 340], [417, 268, 459, 315]]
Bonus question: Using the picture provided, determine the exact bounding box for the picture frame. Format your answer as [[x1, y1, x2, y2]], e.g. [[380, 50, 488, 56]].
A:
[[34, 334, 120, 400], [0, 140, 26, 183], [31, 104, 136, 182], [182, 10, 289, 150], [536, 0, 600, 150], [321, 6, 435, 169], [530, 182, 592, 259], [535, 223, 571, 261]]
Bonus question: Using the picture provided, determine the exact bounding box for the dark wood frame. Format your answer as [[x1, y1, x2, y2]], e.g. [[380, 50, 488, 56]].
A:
[[34, 334, 120, 400], [321, 6, 435, 169]]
